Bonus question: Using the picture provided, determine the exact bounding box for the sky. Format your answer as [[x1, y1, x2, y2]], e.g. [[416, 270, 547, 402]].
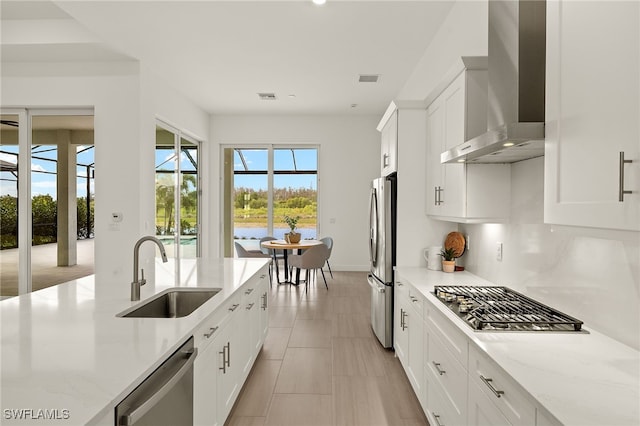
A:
[[0, 145, 94, 198], [233, 148, 318, 191]]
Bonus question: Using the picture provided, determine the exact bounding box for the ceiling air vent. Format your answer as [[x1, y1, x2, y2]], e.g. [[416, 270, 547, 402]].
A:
[[358, 74, 379, 83], [257, 92, 277, 100]]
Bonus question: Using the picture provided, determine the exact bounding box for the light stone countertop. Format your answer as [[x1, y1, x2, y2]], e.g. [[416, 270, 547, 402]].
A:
[[396, 267, 640, 426], [0, 258, 270, 426]]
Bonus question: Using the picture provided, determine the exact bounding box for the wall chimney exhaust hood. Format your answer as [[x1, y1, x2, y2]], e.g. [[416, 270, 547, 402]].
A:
[[442, 0, 546, 164]]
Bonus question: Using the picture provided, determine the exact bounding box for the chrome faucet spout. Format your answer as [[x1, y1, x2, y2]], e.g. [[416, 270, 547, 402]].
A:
[[131, 236, 168, 301]]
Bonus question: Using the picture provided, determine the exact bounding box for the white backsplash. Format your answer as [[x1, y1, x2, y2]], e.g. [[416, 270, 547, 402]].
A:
[[458, 157, 640, 350]]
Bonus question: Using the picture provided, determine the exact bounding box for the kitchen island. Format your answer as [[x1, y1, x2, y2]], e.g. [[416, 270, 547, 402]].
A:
[[395, 267, 640, 426], [0, 257, 270, 425]]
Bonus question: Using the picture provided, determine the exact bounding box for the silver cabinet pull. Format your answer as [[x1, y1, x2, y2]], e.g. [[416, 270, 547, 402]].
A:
[[260, 274, 267, 279], [480, 375, 504, 398], [434, 186, 438, 206], [204, 326, 218, 338], [261, 292, 268, 310], [433, 413, 444, 426], [401, 309, 408, 330], [219, 342, 230, 373], [619, 151, 633, 201], [246, 303, 255, 310], [383, 153, 390, 167], [228, 303, 240, 312], [432, 361, 446, 376], [245, 288, 254, 295]]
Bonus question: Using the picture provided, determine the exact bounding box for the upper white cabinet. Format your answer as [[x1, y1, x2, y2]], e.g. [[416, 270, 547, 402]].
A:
[[380, 109, 398, 176], [426, 59, 511, 223], [544, 0, 639, 231]]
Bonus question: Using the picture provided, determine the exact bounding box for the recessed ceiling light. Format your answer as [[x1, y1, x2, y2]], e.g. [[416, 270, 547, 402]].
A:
[[503, 142, 515, 147], [457, 159, 466, 163], [312, 0, 326, 5], [350, 104, 358, 108], [288, 94, 296, 99]]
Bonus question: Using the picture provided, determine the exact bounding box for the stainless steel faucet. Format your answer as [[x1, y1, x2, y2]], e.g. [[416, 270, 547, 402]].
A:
[[131, 236, 168, 301]]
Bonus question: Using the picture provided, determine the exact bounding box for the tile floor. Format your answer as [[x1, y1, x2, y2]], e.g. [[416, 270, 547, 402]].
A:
[[226, 271, 428, 426]]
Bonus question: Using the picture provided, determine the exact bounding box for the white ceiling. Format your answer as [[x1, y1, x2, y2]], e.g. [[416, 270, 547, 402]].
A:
[[1, 0, 455, 116]]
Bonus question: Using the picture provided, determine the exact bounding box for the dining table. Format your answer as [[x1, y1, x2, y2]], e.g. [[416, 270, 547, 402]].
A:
[[260, 239, 324, 285]]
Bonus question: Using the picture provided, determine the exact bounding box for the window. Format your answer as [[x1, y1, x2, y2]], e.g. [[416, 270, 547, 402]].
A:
[[223, 146, 318, 256]]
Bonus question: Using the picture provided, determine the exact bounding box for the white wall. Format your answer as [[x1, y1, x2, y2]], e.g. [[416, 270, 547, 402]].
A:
[[458, 158, 640, 350], [398, 0, 488, 101], [1, 61, 210, 292], [209, 115, 380, 270]]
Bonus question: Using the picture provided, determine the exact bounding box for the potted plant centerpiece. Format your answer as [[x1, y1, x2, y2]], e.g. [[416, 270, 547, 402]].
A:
[[439, 247, 458, 273], [283, 215, 301, 243]]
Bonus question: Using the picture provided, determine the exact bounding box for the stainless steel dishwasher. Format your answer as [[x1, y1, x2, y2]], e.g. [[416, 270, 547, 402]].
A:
[[116, 337, 197, 426]]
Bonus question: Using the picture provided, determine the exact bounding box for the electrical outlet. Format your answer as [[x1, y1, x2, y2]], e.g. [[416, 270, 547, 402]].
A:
[[496, 242, 503, 262]]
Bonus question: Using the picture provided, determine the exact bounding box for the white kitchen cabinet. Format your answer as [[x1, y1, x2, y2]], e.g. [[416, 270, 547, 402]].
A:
[[426, 59, 511, 223], [393, 279, 409, 365], [194, 265, 270, 426], [468, 379, 511, 426], [216, 297, 242, 424], [468, 343, 535, 426], [194, 307, 229, 426], [393, 276, 424, 403], [380, 109, 398, 176], [544, 0, 639, 231]]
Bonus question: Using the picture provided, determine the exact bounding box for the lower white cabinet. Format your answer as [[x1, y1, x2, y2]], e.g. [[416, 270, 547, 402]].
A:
[[396, 271, 563, 426], [394, 276, 424, 400], [193, 266, 269, 426]]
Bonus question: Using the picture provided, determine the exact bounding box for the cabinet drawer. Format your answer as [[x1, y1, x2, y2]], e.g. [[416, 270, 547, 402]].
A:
[[408, 287, 424, 317], [425, 365, 466, 426], [426, 331, 467, 421], [469, 344, 535, 426], [425, 302, 468, 368]]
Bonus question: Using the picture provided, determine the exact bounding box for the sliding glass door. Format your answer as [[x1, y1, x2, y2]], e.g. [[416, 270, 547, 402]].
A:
[[155, 122, 201, 261], [0, 109, 95, 297]]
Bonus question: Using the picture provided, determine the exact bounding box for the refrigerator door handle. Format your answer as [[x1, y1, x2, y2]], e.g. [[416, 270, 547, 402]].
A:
[[369, 188, 378, 266]]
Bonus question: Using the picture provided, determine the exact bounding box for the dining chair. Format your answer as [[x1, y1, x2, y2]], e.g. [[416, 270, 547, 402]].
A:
[[287, 244, 330, 292], [235, 241, 273, 285], [319, 236, 334, 279]]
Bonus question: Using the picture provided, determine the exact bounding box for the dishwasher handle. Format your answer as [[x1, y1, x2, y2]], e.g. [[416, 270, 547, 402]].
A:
[[367, 275, 386, 294], [119, 347, 198, 426]]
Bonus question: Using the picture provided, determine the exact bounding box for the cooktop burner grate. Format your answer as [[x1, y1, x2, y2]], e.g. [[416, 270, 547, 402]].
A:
[[433, 285, 584, 332]]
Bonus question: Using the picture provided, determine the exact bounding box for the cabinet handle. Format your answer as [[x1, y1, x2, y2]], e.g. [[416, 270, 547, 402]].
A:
[[433, 413, 444, 426], [261, 292, 268, 310], [219, 342, 230, 373], [226, 342, 231, 368], [245, 288, 254, 295], [434, 186, 438, 206], [480, 375, 505, 398], [438, 187, 443, 205], [204, 326, 218, 339], [432, 361, 446, 376], [383, 153, 390, 167], [246, 302, 255, 310], [260, 274, 266, 279], [401, 309, 408, 330], [619, 151, 633, 202], [229, 303, 240, 312]]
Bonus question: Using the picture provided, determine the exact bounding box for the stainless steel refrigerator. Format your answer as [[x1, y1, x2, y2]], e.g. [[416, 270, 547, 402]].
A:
[[368, 174, 396, 348]]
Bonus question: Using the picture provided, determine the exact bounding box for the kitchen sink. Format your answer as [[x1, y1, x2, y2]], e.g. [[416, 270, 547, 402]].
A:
[[117, 288, 221, 318]]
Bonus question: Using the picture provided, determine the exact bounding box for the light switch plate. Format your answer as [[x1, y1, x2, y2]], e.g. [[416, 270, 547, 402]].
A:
[[496, 242, 503, 261]]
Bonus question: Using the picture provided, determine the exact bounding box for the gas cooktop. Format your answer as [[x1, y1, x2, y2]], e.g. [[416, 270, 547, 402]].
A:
[[433, 285, 584, 332]]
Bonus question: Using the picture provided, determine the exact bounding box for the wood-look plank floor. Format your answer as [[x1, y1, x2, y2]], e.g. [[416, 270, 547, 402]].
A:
[[226, 271, 428, 426]]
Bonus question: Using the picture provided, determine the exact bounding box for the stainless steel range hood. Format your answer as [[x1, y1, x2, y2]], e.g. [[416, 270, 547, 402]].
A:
[[442, 0, 546, 164]]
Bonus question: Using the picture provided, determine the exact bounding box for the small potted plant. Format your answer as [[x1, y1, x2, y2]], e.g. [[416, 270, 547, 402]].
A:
[[439, 247, 458, 273], [283, 215, 301, 243]]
